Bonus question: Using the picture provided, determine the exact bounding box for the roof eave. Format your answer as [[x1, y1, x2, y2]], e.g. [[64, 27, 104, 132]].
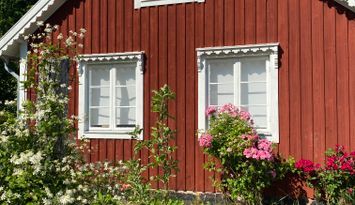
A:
[[0, 0, 67, 58], [335, 0, 355, 13]]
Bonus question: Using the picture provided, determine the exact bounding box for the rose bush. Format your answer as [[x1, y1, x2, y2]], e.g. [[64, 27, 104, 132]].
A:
[[199, 104, 294, 204], [296, 145, 355, 204]]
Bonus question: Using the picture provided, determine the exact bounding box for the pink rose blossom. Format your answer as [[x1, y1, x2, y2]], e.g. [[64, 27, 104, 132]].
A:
[[257, 139, 273, 152], [239, 110, 251, 121], [205, 106, 217, 116], [198, 133, 213, 148], [219, 103, 239, 117], [258, 150, 273, 160], [243, 147, 258, 159]]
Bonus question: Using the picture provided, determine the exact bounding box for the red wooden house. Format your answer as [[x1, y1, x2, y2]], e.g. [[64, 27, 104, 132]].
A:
[[0, 0, 355, 193]]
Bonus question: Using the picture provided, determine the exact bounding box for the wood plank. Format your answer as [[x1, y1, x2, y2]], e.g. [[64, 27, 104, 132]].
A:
[[132, 0, 141, 167], [267, 0, 278, 42], [245, 0, 256, 44], [157, 6, 168, 189], [140, 6, 150, 181], [100, 0, 108, 53], [256, 0, 267, 43], [176, 3, 186, 191], [124, 0, 133, 51], [167, 5, 177, 191], [116, 0, 124, 52], [185, 3, 195, 191], [203, 0, 214, 192], [107, 0, 116, 53], [204, 0, 214, 47], [335, 10, 350, 150], [158, 7, 168, 89], [324, 2, 338, 150], [133, 5, 141, 52], [224, 0, 234, 46], [194, 2, 205, 192], [123, 0, 134, 162], [214, 0, 223, 46], [349, 14, 355, 151], [300, 0, 313, 161], [235, 0, 245, 45], [288, 0, 301, 160], [84, 0, 92, 54], [92, 0, 100, 53], [149, 6, 159, 189], [311, 0, 326, 163]]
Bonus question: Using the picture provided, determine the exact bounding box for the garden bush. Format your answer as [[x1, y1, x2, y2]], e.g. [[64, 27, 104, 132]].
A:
[[199, 104, 295, 205], [295, 145, 355, 204]]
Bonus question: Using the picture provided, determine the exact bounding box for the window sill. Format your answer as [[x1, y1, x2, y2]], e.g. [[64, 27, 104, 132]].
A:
[[79, 130, 142, 140]]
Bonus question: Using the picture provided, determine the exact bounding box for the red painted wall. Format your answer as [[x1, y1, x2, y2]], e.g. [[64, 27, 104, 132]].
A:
[[44, 0, 355, 192]]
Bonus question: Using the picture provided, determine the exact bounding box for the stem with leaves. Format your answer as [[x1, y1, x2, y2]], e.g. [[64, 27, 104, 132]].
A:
[[133, 85, 178, 192]]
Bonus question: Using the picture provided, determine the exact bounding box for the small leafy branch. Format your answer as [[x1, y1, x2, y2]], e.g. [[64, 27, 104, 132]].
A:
[[134, 85, 179, 191]]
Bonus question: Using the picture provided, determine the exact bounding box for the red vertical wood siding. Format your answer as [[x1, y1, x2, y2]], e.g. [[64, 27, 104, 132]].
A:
[[47, 0, 355, 192]]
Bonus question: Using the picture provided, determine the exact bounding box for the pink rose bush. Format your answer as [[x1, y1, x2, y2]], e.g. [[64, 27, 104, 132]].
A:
[[198, 133, 213, 148], [198, 103, 294, 204], [295, 145, 355, 204]]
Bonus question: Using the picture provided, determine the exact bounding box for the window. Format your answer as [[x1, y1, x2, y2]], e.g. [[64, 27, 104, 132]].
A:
[[78, 52, 144, 139], [134, 0, 204, 9], [197, 43, 279, 142]]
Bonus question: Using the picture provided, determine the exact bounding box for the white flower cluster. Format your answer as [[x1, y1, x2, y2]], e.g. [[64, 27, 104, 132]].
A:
[[10, 150, 42, 165], [10, 150, 43, 174]]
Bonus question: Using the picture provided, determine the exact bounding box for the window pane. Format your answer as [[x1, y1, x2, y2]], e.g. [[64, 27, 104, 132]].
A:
[[241, 59, 266, 82], [209, 60, 234, 83], [116, 107, 136, 126], [244, 106, 267, 129], [116, 86, 136, 106], [90, 87, 110, 106], [209, 84, 234, 106], [90, 65, 110, 86], [90, 108, 110, 128], [116, 65, 136, 86], [240, 82, 267, 105]]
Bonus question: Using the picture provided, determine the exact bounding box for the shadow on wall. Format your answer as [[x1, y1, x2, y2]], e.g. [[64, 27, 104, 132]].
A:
[[263, 173, 310, 205], [322, 0, 355, 20]]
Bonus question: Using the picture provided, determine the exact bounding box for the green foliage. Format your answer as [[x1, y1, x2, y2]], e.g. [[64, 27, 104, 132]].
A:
[[131, 85, 179, 202], [0, 0, 38, 36]]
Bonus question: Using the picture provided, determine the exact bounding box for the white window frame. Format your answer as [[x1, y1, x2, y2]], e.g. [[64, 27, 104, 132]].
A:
[[197, 43, 279, 143], [134, 0, 205, 9], [77, 52, 144, 140]]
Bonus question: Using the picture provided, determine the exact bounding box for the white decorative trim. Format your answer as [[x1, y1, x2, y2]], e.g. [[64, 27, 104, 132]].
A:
[[77, 52, 144, 140], [0, 0, 67, 57], [134, 0, 204, 9], [79, 52, 145, 74], [197, 43, 279, 73], [335, 0, 355, 12], [197, 43, 280, 143]]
